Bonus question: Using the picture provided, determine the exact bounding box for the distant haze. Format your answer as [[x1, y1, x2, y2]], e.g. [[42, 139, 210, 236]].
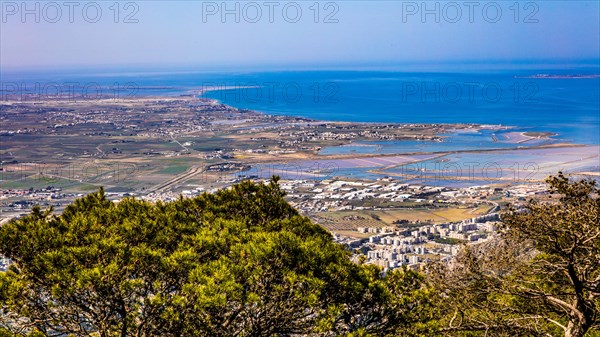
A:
[[1, 1, 599, 71]]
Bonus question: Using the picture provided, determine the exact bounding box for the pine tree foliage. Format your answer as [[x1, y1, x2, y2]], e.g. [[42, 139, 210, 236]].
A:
[[0, 178, 432, 337], [431, 173, 599, 337]]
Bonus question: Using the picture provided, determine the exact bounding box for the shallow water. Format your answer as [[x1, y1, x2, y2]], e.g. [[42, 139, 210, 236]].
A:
[[318, 129, 554, 155]]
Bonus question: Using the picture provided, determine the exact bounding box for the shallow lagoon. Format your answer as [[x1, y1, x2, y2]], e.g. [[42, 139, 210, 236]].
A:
[[238, 145, 599, 187], [381, 146, 600, 184], [318, 128, 554, 155], [237, 154, 437, 181]]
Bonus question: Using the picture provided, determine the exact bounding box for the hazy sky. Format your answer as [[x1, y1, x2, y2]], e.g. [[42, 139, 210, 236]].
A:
[[1, 1, 599, 71]]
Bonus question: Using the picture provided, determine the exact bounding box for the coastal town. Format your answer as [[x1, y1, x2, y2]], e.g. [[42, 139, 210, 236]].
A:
[[2, 0, 599, 334], [1, 94, 597, 271], [0, 172, 550, 272]]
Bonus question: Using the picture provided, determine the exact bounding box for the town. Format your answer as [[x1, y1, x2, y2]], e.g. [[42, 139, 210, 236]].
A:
[[0, 172, 551, 272], [0, 94, 595, 272]]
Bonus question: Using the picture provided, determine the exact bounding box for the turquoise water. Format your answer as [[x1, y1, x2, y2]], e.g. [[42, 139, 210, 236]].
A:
[[319, 129, 554, 155]]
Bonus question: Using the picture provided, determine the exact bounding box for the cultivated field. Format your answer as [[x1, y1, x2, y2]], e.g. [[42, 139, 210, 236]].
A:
[[315, 204, 493, 233]]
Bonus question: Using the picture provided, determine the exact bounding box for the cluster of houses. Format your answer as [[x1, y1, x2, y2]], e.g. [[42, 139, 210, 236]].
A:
[[280, 178, 461, 213], [346, 212, 501, 271], [0, 175, 532, 273], [0, 256, 11, 272]]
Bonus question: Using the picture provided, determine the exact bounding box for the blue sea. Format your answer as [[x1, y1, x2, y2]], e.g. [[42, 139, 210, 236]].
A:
[[2, 68, 599, 145]]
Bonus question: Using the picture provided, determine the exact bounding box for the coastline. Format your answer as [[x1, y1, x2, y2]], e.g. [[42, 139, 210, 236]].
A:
[[1, 92, 597, 194], [184, 91, 598, 184], [1, 91, 599, 223]]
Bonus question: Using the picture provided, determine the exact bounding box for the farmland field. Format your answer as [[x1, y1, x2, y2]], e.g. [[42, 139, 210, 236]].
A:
[[315, 205, 493, 234]]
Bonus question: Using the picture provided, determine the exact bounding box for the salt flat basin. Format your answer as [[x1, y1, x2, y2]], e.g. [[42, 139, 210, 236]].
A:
[[239, 154, 438, 180], [380, 145, 600, 183], [236, 145, 599, 187]]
